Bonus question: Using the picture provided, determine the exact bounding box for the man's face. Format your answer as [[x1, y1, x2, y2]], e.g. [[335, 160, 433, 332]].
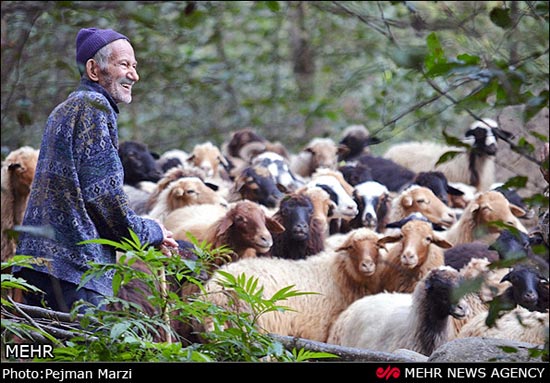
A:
[[98, 39, 139, 104]]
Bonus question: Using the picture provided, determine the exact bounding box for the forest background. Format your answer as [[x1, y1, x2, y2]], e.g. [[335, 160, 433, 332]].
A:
[[1, 1, 549, 194]]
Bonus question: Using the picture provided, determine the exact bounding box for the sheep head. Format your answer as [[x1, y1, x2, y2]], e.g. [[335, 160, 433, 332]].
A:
[[215, 200, 284, 255], [470, 191, 527, 235], [400, 186, 456, 228], [378, 220, 452, 269], [3, 146, 39, 196], [337, 228, 384, 280]]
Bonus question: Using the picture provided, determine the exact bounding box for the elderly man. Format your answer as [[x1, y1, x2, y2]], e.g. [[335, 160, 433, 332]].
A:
[[14, 28, 177, 313]]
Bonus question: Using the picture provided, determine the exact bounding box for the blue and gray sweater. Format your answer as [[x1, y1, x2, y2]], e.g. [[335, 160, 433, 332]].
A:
[[15, 79, 163, 296]]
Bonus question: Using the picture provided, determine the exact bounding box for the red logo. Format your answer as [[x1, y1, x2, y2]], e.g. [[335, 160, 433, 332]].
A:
[[376, 365, 401, 380]]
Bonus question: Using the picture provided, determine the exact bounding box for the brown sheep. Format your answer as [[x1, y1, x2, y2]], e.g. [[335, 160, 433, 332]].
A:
[[387, 185, 456, 230], [165, 200, 285, 263], [199, 227, 385, 342], [1, 146, 39, 262], [374, 220, 452, 293], [444, 190, 527, 246]]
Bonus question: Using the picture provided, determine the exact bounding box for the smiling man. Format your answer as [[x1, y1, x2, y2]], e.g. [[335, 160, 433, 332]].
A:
[[14, 27, 177, 313]]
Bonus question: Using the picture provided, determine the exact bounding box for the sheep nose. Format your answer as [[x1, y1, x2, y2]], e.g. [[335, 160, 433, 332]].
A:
[[293, 223, 309, 234], [362, 213, 377, 227], [401, 252, 417, 267], [523, 291, 538, 303]]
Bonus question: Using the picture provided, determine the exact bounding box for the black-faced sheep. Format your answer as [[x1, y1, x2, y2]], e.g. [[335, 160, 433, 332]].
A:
[[268, 194, 324, 260], [338, 162, 373, 187], [199, 227, 385, 342], [357, 154, 417, 192], [164, 200, 285, 263], [229, 165, 285, 208], [443, 190, 528, 246], [1, 146, 39, 262], [375, 219, 452, 293], [383, 118, 513, 191], [118, 140, 163, 186], [327, 266, 469, 356], [337, 124, 380, 162], [499, 264, 549, 313]]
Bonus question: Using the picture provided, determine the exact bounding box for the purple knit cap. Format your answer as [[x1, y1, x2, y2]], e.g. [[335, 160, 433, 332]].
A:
[[76, 28, 129, 67]]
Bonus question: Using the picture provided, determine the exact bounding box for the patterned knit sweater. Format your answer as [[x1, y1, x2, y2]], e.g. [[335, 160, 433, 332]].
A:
[[15, 79, 163, 296]]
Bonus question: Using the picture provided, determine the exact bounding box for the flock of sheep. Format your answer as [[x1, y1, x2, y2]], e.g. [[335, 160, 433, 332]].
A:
[[1, 117, 548, 358]]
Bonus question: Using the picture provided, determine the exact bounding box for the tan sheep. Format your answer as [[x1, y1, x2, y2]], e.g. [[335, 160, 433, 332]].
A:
[[147, 176, 228, 222], [387, 185, 456, 230], [1, 146, 39, 262], [199, 227, 385, 342], [443, 190, 527, 246]]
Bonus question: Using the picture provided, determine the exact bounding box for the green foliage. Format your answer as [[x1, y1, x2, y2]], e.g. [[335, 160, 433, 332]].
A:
[[2, 231, 335, 362]]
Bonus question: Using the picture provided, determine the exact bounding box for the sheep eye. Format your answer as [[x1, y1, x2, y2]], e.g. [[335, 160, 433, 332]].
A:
[[426, 237, 432, 242], [417, 199, 426, 204]]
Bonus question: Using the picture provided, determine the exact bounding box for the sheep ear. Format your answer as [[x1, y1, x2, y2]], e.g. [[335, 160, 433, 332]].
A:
[[432, 236, 453, 249], [470, 203, 480, 213], [509, 203, 526, 218], [216, 217, 234, 236], [203, 182, 219, 191], [377, 234, 402, 246], [335, 244, 352, 253], [402, 195, 414, 207], [265, 217, 285, 234], [500, 271, 512, 283], [447, 185, 464, 196], [337, 144, 350, 157], [186, 154, 196, 163]]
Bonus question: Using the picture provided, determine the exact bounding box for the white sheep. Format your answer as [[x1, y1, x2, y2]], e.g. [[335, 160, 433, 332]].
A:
[[327, 266, 470, 356], [383, 119, 507, 192], [457, 306, 548, 345], [199, 227, 385, 342]]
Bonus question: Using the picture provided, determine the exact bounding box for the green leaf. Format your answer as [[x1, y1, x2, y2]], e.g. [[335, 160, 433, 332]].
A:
[[523, 90, 549, 123], [425, 33, 446, 72], [264, 1, 280, 12], [501, 176, 528, 190], [435, 150, 463, 166], [499, 346, 519, 354], [489, 7, 513, 29], [442, 130, 471, 148]]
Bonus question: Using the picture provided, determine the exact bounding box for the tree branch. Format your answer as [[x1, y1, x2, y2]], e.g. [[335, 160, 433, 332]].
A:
[[269, 334, 421, 362]]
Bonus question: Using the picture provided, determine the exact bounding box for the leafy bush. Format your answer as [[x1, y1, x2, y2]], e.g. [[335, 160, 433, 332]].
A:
[[1, 233, 336, 362]]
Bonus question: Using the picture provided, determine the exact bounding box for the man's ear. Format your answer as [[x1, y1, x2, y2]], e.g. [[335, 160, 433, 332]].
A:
[[86, 60, 100, 81]]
